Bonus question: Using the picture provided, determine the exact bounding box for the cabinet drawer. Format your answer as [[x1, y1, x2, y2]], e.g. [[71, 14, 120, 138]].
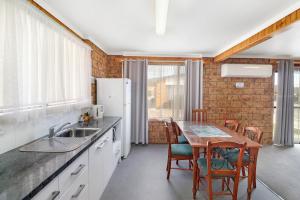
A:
[[32, 178, 60, 200], [59, 151, 88, 195], [59, 169, 88, 200]]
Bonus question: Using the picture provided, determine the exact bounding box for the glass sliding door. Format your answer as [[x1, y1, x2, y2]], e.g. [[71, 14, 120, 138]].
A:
[[274, 69, 300, 143], [294, 68, 300, 143]]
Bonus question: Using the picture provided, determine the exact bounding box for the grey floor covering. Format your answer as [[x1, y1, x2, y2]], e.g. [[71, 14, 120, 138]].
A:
[[257, 144, 300, 200], [101, 144, 281, 200]]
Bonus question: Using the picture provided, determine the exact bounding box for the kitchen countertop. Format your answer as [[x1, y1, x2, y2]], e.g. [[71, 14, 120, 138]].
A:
[[0, 117, 121, 200]]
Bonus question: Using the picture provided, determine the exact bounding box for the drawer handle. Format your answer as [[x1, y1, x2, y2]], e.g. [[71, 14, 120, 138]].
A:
[[71, 164, 85, 176], [71, 184, 85, 198], [50, 191, 60, 200]]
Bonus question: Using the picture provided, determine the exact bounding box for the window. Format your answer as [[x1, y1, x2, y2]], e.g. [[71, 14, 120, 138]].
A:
[[0, 0, 91, 119], [147, 64, 186, 120]]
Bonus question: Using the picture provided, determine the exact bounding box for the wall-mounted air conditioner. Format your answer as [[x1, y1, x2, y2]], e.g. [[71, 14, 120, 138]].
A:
[[221, 64, 272, 78]]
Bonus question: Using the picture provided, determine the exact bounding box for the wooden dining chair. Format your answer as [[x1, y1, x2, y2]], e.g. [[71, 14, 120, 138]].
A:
[[242, 126, 263, 187], [165, 122, 193, 180], [170, 117, 188, 144], [197, 141, 246, 200], [242, 126, 263, 144], [224, 119, 239, 132], [226, 126, 263, 188], [192, 109, 208, 122]]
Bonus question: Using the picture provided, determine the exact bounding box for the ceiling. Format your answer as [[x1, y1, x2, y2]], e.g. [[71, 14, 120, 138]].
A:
[[237, 22, 300, 59], [36, 0, 300, 57]]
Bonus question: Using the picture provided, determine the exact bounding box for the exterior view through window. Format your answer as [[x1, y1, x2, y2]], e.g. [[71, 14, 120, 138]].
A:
[[274, 69, 300, 143], [147, 64, 186, 120]]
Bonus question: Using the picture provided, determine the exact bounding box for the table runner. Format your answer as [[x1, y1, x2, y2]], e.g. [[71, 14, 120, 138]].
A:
[[189, 125, 231, 137]]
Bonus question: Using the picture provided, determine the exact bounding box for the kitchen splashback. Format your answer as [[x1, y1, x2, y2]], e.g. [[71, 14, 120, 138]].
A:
[[0, 110, 81, 154]]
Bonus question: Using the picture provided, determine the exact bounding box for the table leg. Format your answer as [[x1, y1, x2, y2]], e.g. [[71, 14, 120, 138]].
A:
[[247, 148, 258, 200], [192, 147, 200, 199]]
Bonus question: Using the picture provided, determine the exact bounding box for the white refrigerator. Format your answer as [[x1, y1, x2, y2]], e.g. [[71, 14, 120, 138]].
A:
[[97, 78, 131, 158]]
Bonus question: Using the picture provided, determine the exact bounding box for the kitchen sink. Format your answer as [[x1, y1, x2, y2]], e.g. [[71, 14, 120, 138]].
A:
[[19, 128, 102, 153], [56, 128, 100, 138]]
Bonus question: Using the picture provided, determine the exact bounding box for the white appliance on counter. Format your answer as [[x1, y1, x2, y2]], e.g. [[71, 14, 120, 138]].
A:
[[92, 105, 104, 119], [97, 78, 131, 158]]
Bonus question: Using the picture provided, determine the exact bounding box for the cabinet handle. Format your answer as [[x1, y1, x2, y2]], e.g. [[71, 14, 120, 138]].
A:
[[50, 191, 60, 200], [71, 184, 85, 198], [71, 164, 85, 176], [96, 137, 109, 150], [96, 142, 105, 150]]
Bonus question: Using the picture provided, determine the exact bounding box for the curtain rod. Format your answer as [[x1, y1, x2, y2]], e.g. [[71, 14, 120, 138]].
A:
[[148, 60, 187, 63], [121, 59, 200, 63]]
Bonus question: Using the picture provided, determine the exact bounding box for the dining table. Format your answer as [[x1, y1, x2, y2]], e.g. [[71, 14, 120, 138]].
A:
[[175, 120, 262, 200]]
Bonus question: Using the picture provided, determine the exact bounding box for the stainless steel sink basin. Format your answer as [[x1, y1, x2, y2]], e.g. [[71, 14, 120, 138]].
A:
[[19, 128, 101, 153], [56, 128, 100, 138]]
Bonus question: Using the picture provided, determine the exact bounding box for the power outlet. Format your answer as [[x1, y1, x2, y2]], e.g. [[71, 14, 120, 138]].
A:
[[235, 82, 245, 89]]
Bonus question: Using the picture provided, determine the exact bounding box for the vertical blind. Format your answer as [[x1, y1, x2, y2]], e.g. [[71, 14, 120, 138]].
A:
[[0, 0, 91, 120]]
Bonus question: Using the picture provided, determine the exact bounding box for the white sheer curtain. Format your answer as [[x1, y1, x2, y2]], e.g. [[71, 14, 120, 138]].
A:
[[147, 64, 186, 120], [0, 0, 91, 122]]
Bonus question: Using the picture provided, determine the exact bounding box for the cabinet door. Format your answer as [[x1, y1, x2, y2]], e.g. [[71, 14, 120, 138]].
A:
[[102, 130, 114, 185], [32, 178, 60, 200], [89, 137, 105, 200], [89, 129, 112, 200]]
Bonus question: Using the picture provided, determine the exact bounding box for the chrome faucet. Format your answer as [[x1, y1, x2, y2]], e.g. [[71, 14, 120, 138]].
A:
[[49, 122, 71, 138]]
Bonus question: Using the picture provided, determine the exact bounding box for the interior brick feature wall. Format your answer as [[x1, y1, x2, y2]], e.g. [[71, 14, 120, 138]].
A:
[[106, 56, 123, 78], [203, 58, 275, 144], [90, 52, 275, 144], [148, 120, 167, 143]]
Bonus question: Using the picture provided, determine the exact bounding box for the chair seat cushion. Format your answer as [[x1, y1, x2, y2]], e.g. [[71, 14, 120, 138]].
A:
[[221, 148, 250, 163], [178, 135, 188, 144], [197, 158, 234, 177], [171, 144, 192, 156]]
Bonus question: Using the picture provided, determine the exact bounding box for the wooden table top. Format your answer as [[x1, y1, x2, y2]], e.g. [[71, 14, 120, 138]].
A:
[[176, 121, 262, 149]]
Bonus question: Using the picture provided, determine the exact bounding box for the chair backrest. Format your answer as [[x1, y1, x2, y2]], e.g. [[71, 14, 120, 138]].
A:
[[164, 121, 173, 146], [206, 141, 246, 200], [192, 109, 207, 122], [206, 141, 246, 178], [242, 126, 263, 144], [224, 119, 239, 132], [170, 117, 180, 143]]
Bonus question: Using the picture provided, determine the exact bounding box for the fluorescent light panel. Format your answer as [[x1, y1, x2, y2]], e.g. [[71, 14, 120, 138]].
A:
[[155, 0, 169, 35]]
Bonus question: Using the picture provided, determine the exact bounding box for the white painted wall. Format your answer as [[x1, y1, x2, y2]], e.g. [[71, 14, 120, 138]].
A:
[[0, 110, 81, 155]]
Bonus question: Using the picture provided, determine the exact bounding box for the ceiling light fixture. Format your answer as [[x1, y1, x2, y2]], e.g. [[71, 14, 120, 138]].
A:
[[155, 0, 169, 35]]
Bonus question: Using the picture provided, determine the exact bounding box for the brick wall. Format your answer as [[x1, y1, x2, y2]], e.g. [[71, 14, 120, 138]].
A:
[[90, 53, 275, 144], [148, 120, 167, 143], [203, 58, 275, 144]]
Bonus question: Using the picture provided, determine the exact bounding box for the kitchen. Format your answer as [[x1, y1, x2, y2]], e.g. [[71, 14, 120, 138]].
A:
[[1, 0, 300, 200]]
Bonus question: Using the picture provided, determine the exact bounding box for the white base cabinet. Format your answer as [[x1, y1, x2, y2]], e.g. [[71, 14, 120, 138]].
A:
[[32, 127, 119, 200], [89, 129, 114, 200], [32, 178, 60, 200]]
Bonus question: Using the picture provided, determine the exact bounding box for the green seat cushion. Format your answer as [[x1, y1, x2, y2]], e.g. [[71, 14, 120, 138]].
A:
[[221, 148, 250, 163], [178, 135, 188, 144], [197, 158, 234, 177], [171, 144, 192, 156]]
